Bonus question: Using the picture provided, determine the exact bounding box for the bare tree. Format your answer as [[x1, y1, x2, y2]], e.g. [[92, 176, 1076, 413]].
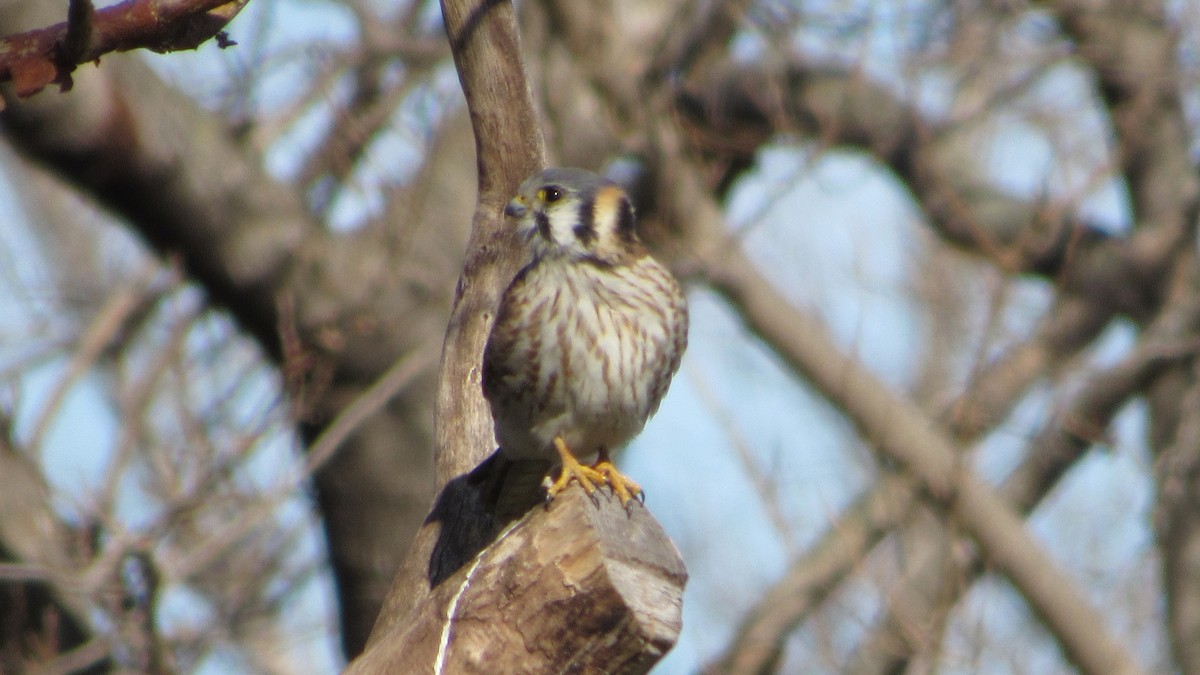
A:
[[2, 0, 1199, 673]]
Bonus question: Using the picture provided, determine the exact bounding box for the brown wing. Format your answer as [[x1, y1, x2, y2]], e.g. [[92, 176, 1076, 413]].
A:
[[481, 262, 546, 449]]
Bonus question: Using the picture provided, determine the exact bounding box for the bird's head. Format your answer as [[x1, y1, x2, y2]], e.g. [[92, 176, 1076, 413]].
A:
[[505, 167, 644, 265]]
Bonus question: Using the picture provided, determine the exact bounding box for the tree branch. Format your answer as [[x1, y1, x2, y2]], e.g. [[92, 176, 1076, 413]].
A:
[[667, 41, 1189, 670], [0, 0, 247, 100], [345, 489, 685, 674], [657, 152, 1144, 674], [1040, 5, 1200, 671], [354, 3, 690, 671], [1044, 0, 1200, 235], [703, 289, 1118, 673], [0, 430, 106, 671], [843, 251, 1200, 675], [702, 473, 919, 674], [0, 8, 441, 652], [431, 0, 545, 487], [675, 58, 1182, 315]]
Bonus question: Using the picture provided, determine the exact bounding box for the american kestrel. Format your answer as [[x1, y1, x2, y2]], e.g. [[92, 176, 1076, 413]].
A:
[[482, 167, 689, 507]]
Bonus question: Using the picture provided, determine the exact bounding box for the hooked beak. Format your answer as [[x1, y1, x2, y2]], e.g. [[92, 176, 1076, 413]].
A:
[[504, 197, 528, 218]]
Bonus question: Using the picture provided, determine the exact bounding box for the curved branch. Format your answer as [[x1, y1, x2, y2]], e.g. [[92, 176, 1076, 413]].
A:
[[1045, 0, 1200, 234], [675, 59, 1181, 316], [432, 0, 545, 486], [356, 0, 549, 654], [1, 56, 307, 357]]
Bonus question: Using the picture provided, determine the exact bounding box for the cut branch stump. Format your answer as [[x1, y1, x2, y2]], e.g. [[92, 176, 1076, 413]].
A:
[[345, 487, 686, 674]]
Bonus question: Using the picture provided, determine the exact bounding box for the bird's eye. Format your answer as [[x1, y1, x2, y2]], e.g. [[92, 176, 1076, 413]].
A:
[[540, 186, 564, 203]]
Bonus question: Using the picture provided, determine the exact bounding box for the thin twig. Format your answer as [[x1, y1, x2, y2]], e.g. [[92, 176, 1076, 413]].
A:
[[305, 347, 436, 475], [27, 266, 159, 456]]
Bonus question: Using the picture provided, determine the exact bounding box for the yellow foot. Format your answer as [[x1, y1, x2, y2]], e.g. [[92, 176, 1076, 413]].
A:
[[593, 449, 644, 509], [545, 437, 607, 504]]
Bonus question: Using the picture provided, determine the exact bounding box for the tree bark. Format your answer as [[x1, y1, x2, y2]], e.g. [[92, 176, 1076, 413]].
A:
[[346, 488, 685, 675]]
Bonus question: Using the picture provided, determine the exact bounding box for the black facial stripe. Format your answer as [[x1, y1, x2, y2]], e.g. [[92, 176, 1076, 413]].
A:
[[535, 211, 552, 241], [574, 197, 597, 246], [616, 195, 636, 243]]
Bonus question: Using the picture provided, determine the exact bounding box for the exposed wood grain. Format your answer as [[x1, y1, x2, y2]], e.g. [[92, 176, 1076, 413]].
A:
[[345, 487, 686, 674]]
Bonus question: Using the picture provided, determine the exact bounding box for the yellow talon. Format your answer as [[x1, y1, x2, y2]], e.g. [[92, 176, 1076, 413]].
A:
[[593, 447, 644, 509], [547, 436, 607, 503]]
